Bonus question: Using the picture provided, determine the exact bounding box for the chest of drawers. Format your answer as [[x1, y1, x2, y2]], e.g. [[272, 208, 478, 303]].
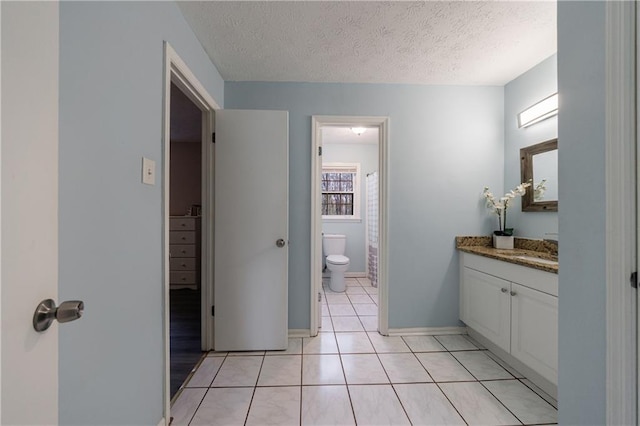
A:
[[169, 216, 201, 289]]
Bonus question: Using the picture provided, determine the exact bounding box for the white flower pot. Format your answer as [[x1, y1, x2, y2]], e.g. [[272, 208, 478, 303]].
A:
[[493, 235, 514, 250]]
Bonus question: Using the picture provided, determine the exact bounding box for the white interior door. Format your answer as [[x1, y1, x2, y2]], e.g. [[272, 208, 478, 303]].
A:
[[214, 110, 289, 351], [1, 1, 60, 423]]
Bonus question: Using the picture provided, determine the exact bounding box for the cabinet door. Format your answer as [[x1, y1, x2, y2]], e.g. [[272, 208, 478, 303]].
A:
[[461, 267, 511, 352], [510, 283, 558, 384]]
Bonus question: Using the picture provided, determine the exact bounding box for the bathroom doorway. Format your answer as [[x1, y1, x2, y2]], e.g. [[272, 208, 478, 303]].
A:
[[310, 116, 390, 336]]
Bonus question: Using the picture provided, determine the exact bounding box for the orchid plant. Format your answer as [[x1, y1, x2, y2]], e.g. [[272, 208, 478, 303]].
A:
[[482, 181, 532, 236], [533, 179, 547, 201]]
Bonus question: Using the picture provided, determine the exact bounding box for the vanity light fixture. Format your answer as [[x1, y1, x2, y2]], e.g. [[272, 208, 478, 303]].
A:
[[518, 93, 558, 128], [351, 127, 367, 136]]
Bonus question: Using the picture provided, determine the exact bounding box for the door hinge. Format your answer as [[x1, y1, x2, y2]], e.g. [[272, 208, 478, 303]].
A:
[[318, 146, 322, 156], [631, 272, 637, 289], [318, 292, 322, 302], [211, 305, 215, 316], [212, 132, 216, 143]]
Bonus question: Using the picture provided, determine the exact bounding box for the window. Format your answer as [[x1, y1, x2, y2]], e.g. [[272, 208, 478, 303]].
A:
[[322, 163, 360, 221]]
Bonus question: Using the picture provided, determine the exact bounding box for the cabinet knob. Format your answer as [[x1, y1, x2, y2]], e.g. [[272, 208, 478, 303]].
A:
[[501, 288, 508, 293], [510, 291, 517, 296]]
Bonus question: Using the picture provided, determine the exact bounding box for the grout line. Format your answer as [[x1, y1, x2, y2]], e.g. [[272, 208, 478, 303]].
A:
[[242, 355, 266, 426], [517, 378, 558, 410]]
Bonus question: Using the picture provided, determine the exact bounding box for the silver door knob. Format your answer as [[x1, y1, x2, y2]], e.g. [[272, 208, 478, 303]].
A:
[[276, 239, 286, 248], [33, 299, 84, 332]]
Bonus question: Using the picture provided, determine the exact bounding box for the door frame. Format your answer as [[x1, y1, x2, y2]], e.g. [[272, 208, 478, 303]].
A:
[[162, 42, 219, 422], [310, 116, 390, 336], [604, 1, 637, 424]]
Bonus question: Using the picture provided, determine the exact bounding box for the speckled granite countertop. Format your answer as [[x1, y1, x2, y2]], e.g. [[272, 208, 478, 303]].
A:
[[456, 236, 558, 274]]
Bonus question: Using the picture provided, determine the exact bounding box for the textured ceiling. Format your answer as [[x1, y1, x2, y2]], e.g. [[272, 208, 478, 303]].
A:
[[177, 1, 556, 86]]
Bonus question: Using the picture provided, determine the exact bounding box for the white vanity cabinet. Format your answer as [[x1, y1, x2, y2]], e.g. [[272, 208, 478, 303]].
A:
[[460, 252, 558, 386]]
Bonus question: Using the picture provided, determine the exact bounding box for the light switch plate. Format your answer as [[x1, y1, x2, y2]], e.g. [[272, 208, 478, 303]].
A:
[[142, 157, 155, 185]]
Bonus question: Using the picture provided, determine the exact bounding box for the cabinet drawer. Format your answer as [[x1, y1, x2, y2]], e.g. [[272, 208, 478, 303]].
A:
[[170, 217, 196, 231], [170, 231, 196, 244], [170, 244, 196, 258], [170, 271, 197, 284], [170, 258, 197, 271]]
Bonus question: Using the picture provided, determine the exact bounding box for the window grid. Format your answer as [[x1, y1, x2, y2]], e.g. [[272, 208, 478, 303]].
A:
[[322, 171, 356, 216]]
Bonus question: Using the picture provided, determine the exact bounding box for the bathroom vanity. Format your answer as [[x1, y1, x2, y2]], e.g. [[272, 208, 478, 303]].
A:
[[457, 237, 558, 398]]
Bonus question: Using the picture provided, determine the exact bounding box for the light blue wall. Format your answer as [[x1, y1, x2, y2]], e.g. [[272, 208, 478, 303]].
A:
[[225, 82, 504, 329], [504, 54, 558, 239], [557, 2, 606, 424], [58, 2, 223, 424], [322, 141, 378, 273]]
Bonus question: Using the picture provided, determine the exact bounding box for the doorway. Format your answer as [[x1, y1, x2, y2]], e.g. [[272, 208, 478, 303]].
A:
[[310, 116, 390, 336], [168, 82, 203, 398], [163, 42, 219, 420]]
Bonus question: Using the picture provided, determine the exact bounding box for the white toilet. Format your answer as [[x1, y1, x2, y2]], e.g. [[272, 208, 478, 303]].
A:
[[323, 233, 350, 292]]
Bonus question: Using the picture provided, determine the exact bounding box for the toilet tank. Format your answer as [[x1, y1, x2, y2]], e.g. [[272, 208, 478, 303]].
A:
[[322, 233, 346, 256]]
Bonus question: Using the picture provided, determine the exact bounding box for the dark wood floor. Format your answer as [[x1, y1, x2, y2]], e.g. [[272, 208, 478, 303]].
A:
[[170, 288, 204, 398]]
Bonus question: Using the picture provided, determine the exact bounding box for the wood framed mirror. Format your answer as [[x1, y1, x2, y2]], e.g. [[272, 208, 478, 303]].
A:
[[520, 138, 558, 212]]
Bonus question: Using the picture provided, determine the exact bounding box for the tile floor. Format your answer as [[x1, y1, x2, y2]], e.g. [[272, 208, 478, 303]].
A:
[[171, 277, 558, 425]]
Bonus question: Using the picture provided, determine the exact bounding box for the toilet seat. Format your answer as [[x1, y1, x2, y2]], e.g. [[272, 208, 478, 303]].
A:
[[327, 255, 349, 265]]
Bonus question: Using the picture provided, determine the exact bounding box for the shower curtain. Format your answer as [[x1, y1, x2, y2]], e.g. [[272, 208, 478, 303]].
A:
[[366, 172, 379, 287]]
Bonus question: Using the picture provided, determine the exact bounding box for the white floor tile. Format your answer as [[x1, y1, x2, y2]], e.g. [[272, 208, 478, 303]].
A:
[[325, 294, 350, 304], [207, 351, 228, 357], [348, 294, 374, 304], [434, 334, 479, 351], [246, 386, 300, 426], [335, 332, 375, 353], [483, 379, 557, 424], [485, 351, 526, 379], [329, 303, 357, 316], [520, 378, 558, 408], [349, 385, 410, 425], [451, 351, 513, 380], [211, 356, 263, 387], [367, 332, 411, 353], [359, 316, 378, 332], [364, 286, 378, 295], [415, 352, 475, 382], [357, 277, 372, 286], [394, 383, 466, 425], [332, 316, 365, 332], [378, 353, 432, 383], [266, 338, 302, 355], [170, 388, 206, 426], [320, 316, 334, 332], [463, 334, 486, 349], [228, 350, 266, 356], [302, 354, 345, 385], [346, 279, 362, 287], [186, 357, 224, 387], [257, 355, 302, 386], [301, 385, 355, 426], [370, 294, 379, 304], [353, 303, 378, 316], [402, 335, 446, 352], [190, 387, 254, 426], [439, 382, 520, 425], [346, 286, 367, 294], [302, 333, 338, 354], [341, 354, 389, 384], [321, 304, 330, 317]]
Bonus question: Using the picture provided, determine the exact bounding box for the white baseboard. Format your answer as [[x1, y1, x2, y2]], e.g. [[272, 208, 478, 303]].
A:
[[322, 272, 367, 278], [386, 326, 467, 336], [288, 329, 311, 338], [157, 417, 166, 426]]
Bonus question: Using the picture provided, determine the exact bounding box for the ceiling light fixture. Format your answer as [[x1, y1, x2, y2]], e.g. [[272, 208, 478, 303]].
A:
[[518, 93, 558, 128], [351, 127, 367, 136]]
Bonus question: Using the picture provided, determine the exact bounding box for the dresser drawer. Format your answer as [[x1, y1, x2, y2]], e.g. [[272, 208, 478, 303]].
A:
[[170, 231, 196, 244], [170, 217, 196, 231], [170, 244, 196, 258], [170, 271, 197, 284], [170, 258, 197, 271]]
